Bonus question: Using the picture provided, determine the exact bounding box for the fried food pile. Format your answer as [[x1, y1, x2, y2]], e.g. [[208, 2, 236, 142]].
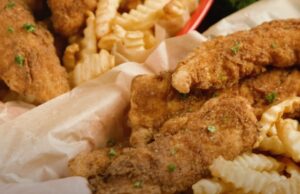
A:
[[0, 0, 199, 104], [69, 19, 300, 193], [0, 0, 70, 104]]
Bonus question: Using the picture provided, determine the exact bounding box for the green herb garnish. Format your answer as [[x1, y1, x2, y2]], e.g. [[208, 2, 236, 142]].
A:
[[231, 41, 241, 55], [265, 92, 277, 104], [7, 26, 14, 33], [23, 23, 36, 32], [15, 54, 25, 67], [207, 125, 217, 133], [5, 1, 15, 9], [219, 74, 228, 81], [271, 42, 277, 49], [108, 148, 117, 159], [133, 181, 143, 188], [167, 163, 176, 173]]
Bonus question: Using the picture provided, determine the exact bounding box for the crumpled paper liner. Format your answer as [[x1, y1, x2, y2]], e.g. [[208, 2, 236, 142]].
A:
[[0, 101, 34, 125], [0, 0, 299, 193], [2, 177, 91, 194]]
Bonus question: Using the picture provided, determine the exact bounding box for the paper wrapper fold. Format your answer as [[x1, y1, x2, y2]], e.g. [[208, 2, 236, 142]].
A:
[[0, 0, 299, 193]]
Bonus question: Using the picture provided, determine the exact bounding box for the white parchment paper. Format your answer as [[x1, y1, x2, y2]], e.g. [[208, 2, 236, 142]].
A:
[[0, 0, 299, 193]]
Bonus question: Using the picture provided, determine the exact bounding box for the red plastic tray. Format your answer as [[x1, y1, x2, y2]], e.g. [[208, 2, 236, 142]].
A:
[[177, 0, 214, 35]]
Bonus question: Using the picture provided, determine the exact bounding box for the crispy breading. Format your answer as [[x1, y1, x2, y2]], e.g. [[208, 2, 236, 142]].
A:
[[69, 149, 112, 178], [219, 69, 300, 118], [128, 72, 209, 146], [0, 0, 70, 104], [70, 97, 258, 194], [172, 19, 300, 93], [48, 0, 97, 37], [128, 68, 300, 148]]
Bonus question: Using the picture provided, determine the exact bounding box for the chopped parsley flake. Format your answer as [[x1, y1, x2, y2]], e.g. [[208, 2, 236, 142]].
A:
[[265, 92, 277, 104], [23, 23, 36, 32], [207, 125, 217, 133], [219, 74, 228, 81], [5, 1, 15, 9], [271, 42, 277, 49], [167, 163, 176, 173], [15, 54, 25, 67], [133, 181, 143, 188], [231, 41, 241, 55], [108, 148, 117, 159], [7, 26, 14, 33]]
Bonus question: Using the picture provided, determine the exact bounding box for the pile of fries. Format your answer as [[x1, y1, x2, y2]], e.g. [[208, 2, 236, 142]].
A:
[[193, 97, 300, 194], [63, 0, 198, 86]]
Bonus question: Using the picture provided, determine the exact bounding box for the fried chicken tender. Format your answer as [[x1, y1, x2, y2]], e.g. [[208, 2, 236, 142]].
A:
[[219, 69, 300, 118], [129, 72, 209, 146], [172, 19, 300, 93], [48, 0, 97, 37], [0, 0, 70, 104], [129, 69, 300, 146], [70, 96, 258, 194]]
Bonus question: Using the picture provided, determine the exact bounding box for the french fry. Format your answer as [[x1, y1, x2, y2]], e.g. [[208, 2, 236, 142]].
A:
[[143, 30, 157, 49], [255, 97, 300, 147], [71, 49, 115, 86], [114, 0, 171, 30], [181, 0, 198, 13], [158, 0, 190, 36], [164, 0, 186, 16], [232, 153, 284, 172], [192, 179, 223, 194], [123, 30, 145, 51], [277, 119, 300, 162], [79, 11, 97, 60], [261, 176, 300, 194], [63, 43, 80, 72], [98, 25, 127, 51], [95, 0, 121, 39], [210, 156, 286, 193], [258, 135, 286, 155]]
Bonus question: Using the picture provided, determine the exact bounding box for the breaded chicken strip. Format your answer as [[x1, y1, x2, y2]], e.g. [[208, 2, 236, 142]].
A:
[[48, 0, 97, 37], [0, 0, 70, 104], [69, 96, 258, 194], [172, 19, 300, 93], [129, 69, 300, 146], [219, 69, 300, 118], [129, 72, 209, 146]]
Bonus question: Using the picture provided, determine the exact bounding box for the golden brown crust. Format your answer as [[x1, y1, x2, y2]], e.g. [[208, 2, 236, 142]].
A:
[[71, 97, 258, 193], [129, 72, 209, 146], [172, 19, 300, 93], [48, 0, 97, 37], [0, 0, 70, 104], [219, 69, 300, 118]]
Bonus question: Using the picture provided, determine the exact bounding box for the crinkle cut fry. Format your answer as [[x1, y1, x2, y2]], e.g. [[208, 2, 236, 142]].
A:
[[171, 19, 300, 93]]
